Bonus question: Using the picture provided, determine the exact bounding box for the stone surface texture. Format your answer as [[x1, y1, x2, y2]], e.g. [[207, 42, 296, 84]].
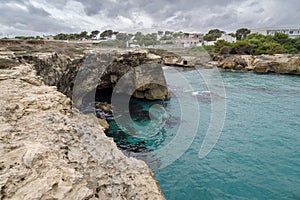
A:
[[0, 63, 165, 199]]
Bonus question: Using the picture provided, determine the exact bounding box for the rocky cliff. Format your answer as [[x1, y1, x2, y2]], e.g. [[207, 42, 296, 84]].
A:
[[0, 42, 166, 199], [0, 62, 165, 199], [18, 49, 172, 107], [214, 54, 300, 75]]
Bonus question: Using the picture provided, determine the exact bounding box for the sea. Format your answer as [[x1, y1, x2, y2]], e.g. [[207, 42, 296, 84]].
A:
[[106, 66, 300, 200]]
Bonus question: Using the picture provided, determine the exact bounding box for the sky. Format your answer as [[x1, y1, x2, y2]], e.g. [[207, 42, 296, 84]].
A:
[[1, 0, 300, 37]]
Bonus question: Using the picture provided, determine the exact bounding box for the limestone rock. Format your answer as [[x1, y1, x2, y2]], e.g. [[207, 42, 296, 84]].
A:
[[215, 54, 300, 75], [19, 50, 171, 106], [97, 51, 170, 101], [0, 64, 165, 200], [149, 49, 193, 67]]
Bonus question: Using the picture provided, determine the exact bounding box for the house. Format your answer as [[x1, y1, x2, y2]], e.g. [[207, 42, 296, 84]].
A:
[[107, 34, 117, 40], [251, 28, 300, 38], [175, 33, 204, 48], [91, 33, 101, 40], [203, 34, 236, 46], [43, 35, 54, 40], [217, 34, 236, 43], [203, 41, 216, 46]]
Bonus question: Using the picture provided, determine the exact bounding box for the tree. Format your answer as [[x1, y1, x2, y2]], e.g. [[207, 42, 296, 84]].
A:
[[228, 33, 236, 38], [134, 32, 143, 42], [116, 32, 128, 41], [172, 31, 184, 38], [157, 31, 164, 36], [90, 30, 100, 39], [232, 40, 253, 54], [165, 31, 173, 36], [100, 30, 113, 38], [79, 31, 88, 39], [236, 28, 251, 40], [293, 37, 300, 51], [214, 40, 232, 54], [204, 29, 225, 41], [273, 32, 289, 44]]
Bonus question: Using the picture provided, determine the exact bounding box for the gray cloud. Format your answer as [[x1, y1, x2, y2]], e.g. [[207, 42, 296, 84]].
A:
[[0, 0, 300, 36]]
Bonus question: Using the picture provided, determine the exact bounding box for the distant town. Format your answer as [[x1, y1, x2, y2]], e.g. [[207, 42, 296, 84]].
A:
[[2, 27, 300, 55]]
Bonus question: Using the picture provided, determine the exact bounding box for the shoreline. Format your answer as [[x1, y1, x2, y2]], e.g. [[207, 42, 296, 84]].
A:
[[212, 54, 300, 75], [0, 42, 166, 199]]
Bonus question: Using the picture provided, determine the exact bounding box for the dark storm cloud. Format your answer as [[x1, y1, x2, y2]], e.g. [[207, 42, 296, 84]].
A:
[[0, 1, 75, 35], [74, 0, 103, 16], [0, 0, 300, 36]]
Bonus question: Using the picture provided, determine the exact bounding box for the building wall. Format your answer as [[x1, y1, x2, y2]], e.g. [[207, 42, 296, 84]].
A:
[[217, 34, 236, 43], [251, 28, 300, 38], [175, 33, 204, 48]]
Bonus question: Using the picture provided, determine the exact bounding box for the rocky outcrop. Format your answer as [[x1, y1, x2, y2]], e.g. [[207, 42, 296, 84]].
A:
[[214, 54, 300, 75], [18, 50, 171, 106], [0, 63, 165, 199], [149, 49, 194, 67], [96, 50, 171, 101], [18, 52, 84, 98]]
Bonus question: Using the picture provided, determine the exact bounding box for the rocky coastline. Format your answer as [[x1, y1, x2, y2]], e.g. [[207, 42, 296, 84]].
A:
[[0, 41, 167, 199], [213, 54, 300, 75], [2, 39, 300, 199]]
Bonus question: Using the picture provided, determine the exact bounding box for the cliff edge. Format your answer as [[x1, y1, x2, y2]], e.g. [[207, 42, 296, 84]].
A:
[[0, 62, 165, 199]]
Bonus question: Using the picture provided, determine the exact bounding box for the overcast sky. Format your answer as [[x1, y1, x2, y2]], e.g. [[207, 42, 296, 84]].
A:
[[1, 0, 300, 37]]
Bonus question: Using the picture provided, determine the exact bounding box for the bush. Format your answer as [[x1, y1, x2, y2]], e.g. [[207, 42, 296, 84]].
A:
[[211, 33, 299, 55], [214, 40, 232, 54], [232, 40, 253, 54], [99, 40, 126, 48]]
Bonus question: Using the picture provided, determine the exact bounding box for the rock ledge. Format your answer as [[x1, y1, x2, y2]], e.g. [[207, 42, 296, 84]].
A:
[[0, 64, 165, 199]]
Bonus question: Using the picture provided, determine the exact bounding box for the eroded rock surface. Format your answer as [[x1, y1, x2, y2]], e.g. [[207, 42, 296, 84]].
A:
[[18, 50, 171, 106], [215, 54, 300, 75], [0, 64, 165, 199]]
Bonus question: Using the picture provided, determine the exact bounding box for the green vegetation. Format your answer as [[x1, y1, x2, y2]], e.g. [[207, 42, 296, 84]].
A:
[[99, 40, 126, 48], [100, 30, 114, 39], [135, 32, 159, 46], [9, 28, 300, 55], [235, 28, 251, 40], [53, 30, 102, 40], [210, 32, 300, 55], [204, 29, 225, 41], [15, 36, 35, 40]]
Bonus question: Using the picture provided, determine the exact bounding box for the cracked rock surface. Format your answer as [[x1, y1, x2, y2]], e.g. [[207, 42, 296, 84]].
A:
[[0, 64, 165, 200]]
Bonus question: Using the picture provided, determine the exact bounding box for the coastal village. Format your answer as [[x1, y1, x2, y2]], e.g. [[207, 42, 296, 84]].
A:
[[7, 27, 300, 49]]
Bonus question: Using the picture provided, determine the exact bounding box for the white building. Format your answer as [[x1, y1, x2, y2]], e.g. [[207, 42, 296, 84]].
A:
[[217, 34, 236, 43], [251, 28, 300, 38], [175, 33, 204, 48], [203, 41, 216, 46], [43, 35, 54, 40], [107, 34, 117, 40], [203, 34, 236, 46]]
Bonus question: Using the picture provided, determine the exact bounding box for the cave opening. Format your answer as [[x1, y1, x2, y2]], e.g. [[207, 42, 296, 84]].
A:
[[95, 87, 114, 103]]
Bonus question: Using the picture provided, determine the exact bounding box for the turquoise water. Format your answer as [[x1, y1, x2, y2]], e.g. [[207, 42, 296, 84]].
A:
[[107, 68, 300, 200]]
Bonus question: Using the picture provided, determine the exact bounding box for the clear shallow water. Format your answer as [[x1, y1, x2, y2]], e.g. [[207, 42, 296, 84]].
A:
[[107, 68, 300, 200]]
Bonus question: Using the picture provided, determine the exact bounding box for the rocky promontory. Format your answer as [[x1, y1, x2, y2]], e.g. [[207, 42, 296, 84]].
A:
[[214, 54, 300, 75], [0, 41, 166, 199]]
